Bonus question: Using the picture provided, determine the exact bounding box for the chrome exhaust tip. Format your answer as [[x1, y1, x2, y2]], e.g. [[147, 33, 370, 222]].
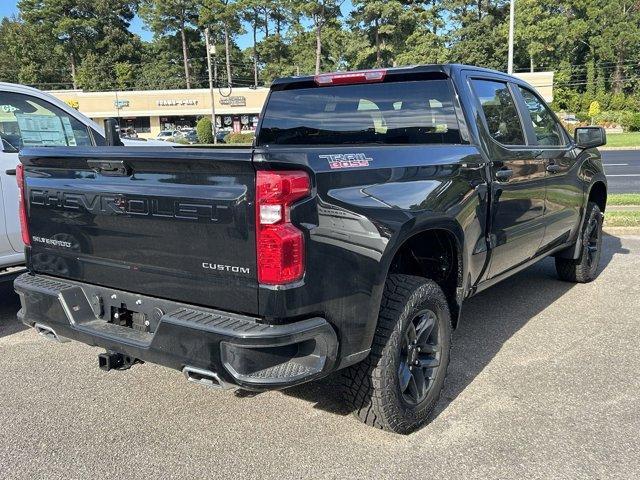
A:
[[182, 366, 231, 390]]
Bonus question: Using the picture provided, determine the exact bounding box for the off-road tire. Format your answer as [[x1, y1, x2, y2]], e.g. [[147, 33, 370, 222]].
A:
[[555, 202, 603, 283], [341, 274, 451, 434]]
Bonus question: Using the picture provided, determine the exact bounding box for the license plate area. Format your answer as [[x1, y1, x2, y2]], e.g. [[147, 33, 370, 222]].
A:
[[109, 304, 149, 333]]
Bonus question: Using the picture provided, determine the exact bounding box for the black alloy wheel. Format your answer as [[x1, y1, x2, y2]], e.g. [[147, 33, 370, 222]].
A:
[[399, 309, 442, 405]]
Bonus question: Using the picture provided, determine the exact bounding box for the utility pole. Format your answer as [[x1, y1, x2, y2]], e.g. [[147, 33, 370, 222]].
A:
[[205, 27, 218, 145], [507, 0, 515, 74]]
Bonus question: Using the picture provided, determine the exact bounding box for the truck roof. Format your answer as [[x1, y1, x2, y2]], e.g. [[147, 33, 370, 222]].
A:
[[270, 64, 516, 88]]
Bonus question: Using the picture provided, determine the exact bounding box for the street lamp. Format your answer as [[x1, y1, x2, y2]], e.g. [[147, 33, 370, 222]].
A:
[[508, 0, 515, 74], [205, 27, 218, 145]]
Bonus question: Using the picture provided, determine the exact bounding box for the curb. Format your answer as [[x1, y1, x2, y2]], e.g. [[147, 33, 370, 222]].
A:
[[607, 205, 640, 212], [604, 226, 640, 236], [599, 146, 640, 151]]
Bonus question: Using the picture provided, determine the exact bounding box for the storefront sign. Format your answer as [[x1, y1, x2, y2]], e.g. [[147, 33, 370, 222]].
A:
[[157, 99, 199, 107], [114, 100, 130, 108], [219, 96, 247, 107]]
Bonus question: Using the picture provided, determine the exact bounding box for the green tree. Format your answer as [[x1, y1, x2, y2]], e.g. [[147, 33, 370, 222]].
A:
[[446, 0, 510, 70], [513, 0, 567, 72], [200, 0, 243, 86], [588, 1, 640, 94], [293, 0, 344, 74], [140, 0, 199, 89], [75, 1, 142, 90], [257, 33, 295, 82], [0, 18, 69, 87], [239, 0, 264, 87], [349, 0, 406, 67], [395, 0, 448, 66], [18, 0, 140, 90], [19, 0, 100, 88]]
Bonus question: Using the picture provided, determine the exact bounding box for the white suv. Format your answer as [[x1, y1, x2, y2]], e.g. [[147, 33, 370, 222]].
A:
[[0, 82, 168, 270]]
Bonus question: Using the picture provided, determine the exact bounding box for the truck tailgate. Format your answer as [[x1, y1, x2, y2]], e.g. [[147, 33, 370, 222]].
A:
[[19, 147, 258, 314]]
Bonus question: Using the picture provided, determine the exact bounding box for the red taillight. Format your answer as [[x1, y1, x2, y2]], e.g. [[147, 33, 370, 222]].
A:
[[314, 69, 387, 86], [16, 164, 30, 246], [256, 170, 310, 285]]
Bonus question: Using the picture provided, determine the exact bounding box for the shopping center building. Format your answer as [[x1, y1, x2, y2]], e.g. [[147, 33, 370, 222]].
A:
[[48, 87, 270, 138], [47, 72, 553, 139]]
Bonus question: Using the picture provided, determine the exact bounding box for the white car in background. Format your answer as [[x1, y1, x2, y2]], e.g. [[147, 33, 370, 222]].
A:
[[156, 130, 177, 141], [562, 114, 580, 125], [0, 82, 170, 271]]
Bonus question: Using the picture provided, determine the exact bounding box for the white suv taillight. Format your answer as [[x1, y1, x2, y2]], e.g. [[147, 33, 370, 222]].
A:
[[255, 170, 310, 285]]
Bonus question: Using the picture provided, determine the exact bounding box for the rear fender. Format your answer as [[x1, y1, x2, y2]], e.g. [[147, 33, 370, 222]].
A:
[[374, 218, 466, 327]]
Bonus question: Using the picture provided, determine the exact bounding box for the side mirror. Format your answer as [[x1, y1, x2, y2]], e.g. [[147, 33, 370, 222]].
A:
[[574, 126, 606, 149], [2, 138, 18, 153], [104, 118, 124, 146]]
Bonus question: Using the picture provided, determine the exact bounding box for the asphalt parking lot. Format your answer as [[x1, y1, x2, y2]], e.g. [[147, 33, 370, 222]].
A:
[[1, 234, 639, 480]]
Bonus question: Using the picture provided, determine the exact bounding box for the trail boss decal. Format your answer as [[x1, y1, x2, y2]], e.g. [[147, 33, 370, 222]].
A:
[[320, 153, 373, 170]]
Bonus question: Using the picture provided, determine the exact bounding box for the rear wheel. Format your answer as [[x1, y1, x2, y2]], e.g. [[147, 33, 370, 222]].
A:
[[341, 274, 451, 434], [555, 202, 603, 283]]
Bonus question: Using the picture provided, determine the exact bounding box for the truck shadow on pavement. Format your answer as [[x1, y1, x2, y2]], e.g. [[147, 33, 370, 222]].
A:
[[0, 276, 25, 339], [282, 234, 629, 420]]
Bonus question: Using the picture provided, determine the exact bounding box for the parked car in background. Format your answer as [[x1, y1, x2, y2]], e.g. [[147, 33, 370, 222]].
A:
[[215, 130, 229, 143], [119, 127, 138, 139], [183, 130, 199, 144], [0, 82, 169, 271], [156, 130, 176, 141], [562, 114, 579, 124]]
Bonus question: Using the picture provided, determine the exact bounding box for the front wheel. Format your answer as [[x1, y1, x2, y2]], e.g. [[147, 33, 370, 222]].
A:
[[341, 274, 451, 434], [555, 202, 603, 283]]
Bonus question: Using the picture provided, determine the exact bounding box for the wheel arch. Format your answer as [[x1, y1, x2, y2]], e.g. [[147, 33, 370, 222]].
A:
[[380, 222, 465, 329], [588, 180, 607, 212], [556, 177, 607, 261]]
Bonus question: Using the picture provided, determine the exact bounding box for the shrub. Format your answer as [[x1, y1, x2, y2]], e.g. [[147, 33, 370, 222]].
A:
[[625, 113, 640, 132], [225, 132, 255, 144], [588, 101, 601, 119], [592, 110, 635, 129], [575, 111, 590, 122], [609, 93, 627, 111], [196, 117, 214, 144]]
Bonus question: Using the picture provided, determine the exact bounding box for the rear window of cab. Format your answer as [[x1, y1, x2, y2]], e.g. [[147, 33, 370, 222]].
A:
[[257, 79, 462, 146]]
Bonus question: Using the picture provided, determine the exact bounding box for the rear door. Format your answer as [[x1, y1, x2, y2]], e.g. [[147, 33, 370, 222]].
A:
[[469, 77, 547, 278], [514, 86, 581, 251], [20, 147, 258, 313]]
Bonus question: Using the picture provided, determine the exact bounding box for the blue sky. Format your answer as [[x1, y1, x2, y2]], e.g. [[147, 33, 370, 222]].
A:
[[1, 0, 354, 50]]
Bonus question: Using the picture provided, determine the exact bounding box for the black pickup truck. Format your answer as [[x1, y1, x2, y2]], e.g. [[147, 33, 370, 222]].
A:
[[14, 65, 607, 434]]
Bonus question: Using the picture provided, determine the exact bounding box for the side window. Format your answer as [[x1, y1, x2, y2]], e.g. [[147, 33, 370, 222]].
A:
[[518, 87, 564, 146], [0, 91, 93, 149], [471, 79, 525, 146]]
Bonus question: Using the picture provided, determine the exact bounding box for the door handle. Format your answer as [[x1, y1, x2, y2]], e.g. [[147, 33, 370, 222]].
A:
[[87, 159, 131, 176], [5, 169, 16, 176], [495, 168, 514, 181], [546, 164, 562, 174]]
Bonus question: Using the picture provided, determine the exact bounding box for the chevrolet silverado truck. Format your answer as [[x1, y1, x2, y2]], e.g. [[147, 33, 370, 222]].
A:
[[14, 65, 608, 434]]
